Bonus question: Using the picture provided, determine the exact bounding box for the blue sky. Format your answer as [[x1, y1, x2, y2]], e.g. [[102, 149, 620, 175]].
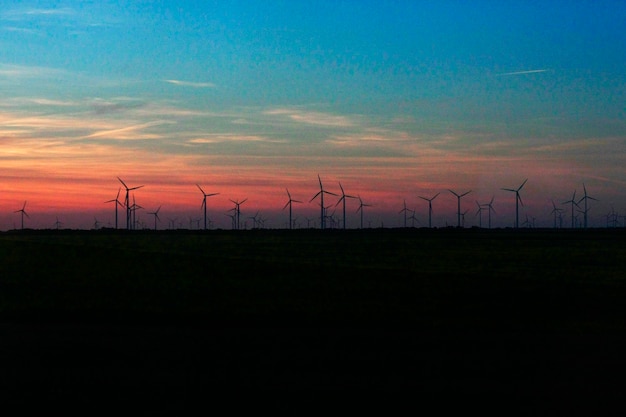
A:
[[1, 1, 625, 229]]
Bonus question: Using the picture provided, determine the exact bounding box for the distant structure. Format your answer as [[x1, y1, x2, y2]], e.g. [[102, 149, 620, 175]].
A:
[[501, 179, 527, 229], [356, 195, 372, 229], [14, 201, 29, 230], [483, 196, 496, 229], [562, 190, 580, 229], [578, 183, 598, 229], [283, 188, 302, 230], [419, 193, 440, 228], [475, 201, 485, 228], [105, 188, 123, 229], [335, 182, 357, 230], [309, 175, 337, 230], [118, 177, 144, 230], [229, 198, 247, 230], [197, 184, 219, 230], [550, 200, 564, 229], [399, 199, 410, 228], [448, 189, 471, 228], [148, 206, 161, 230]]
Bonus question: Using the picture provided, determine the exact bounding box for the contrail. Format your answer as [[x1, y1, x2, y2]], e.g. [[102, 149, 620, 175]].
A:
[[496, 69, 549, 77]]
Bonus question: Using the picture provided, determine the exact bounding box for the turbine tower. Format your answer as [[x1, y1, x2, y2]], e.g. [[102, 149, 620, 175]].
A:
[[501, 179, 527, 229], [309, 175, 337, 230], [105, 187, 124, 229], [562, 190, 580, 229], [283, 188, 302, 230], [577, 183, 598, 229], [197, 184, 219, 230], [229, 198, 247, 230], [484, 196, 496, 229], [419, 193, 440, 228], [148, 206, 161, 231], [399, 199, 410, 228], [448, 189, 471, 228], [335, 182, 357, 229], [356, 195, 372, 229], [550, 200, 564, 229], [14, 201, 29, 230], [118, 177, 144, 230]]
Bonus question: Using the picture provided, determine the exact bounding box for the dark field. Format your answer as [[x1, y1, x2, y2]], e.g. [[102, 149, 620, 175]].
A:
[[1, 228, 625, 415]]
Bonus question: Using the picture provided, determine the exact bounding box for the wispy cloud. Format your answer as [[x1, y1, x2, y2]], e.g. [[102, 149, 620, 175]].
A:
[[164, 79, 216, 88], [265, 108, 356, 127], [1, 7, 75, 20], [83, 121, 174, 140], [187, 134, 278, 144], [495, 69, 550, 77]]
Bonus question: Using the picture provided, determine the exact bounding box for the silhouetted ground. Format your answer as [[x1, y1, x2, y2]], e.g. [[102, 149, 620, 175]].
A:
[[0, 228, 625, 415]]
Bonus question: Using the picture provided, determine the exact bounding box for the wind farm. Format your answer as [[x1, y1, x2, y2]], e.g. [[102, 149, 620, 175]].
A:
[[1, 176, 624, 231]]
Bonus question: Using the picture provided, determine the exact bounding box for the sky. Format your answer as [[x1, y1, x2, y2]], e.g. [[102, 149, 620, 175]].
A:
[[1, 0, 625, 230]]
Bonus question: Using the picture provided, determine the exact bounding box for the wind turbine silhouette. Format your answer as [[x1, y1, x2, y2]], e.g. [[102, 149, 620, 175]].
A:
[[129, 194, 142, 230], [14, 201, 29, 230], [419, 193, 440, 228], [448, 189, 471, 228], [550, 200, 564, 229], [501, 179, 527, 229], [356, 195, 372, 229], [105, 187, 124, 229], [483, 196, 496, 229], [197, 184, 219, 230], [408, 208, 419, 228], [148, 206, 161, 230], [53, 217, 63, 230], [283, 188, 302, 230], [399, 199, 410, 228], [309, 175, 337, 230], [229, 198, 247, 230], [577, 183, 598, 229], [475, 200, 485, 228], [118, 177, 144, 230], [335, 182, 357, 229], [562, 190, 580, 229]]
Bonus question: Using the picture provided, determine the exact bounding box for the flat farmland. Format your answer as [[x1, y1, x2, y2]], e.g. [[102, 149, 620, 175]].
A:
[[1, 228, 625, 415]]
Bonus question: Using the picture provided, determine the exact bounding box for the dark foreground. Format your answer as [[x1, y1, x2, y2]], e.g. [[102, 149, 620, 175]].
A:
[[1, 228, 625, 415]]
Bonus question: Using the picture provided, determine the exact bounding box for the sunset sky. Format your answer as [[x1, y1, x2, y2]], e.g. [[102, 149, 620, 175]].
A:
[[1, 1, 625, 229]]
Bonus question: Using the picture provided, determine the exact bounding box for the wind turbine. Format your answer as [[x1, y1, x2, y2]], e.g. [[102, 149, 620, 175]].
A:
[[398, 199, 410, 228], [419, 192, 440, 228], [562, 190, 580, 229], [501, 179, 527, 229], [335, 182, 357, 230], [53, 217, 63, 230], [483, 196, 496, 229], [283, 188, 302, 230], [148, 206, 161, 230], [105, 187, 124, 229], [550, 200, 564, 229], [309, 175, 337, 230], [475, 200, 485, 228], [118, 177, 144, 230], [577, 183, 598, 229], [130, 194, 142, 230], [197, 184, 219, 230], [408, 208, 419, 228], [229, 198, 247, 230], [448, 189, 471, 228], [356, 195, 372, 229], [14, 201, 29, 230]]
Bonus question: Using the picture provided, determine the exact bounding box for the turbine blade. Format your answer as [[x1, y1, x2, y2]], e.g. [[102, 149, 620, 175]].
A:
[[518, 178, 528, 191]]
